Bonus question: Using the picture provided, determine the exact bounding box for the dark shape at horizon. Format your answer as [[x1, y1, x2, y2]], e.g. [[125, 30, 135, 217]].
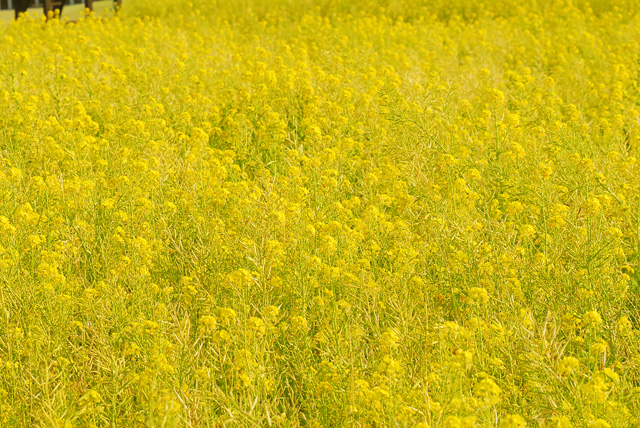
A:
[[14, 0, 64, 19], [11, 0, 123, 20]]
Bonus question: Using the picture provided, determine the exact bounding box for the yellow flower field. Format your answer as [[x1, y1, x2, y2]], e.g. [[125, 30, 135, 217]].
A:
[[1, 0, 639, 426]]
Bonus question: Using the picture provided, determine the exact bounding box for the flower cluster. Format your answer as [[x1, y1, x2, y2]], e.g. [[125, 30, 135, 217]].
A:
[[0, 0, 638, 426]]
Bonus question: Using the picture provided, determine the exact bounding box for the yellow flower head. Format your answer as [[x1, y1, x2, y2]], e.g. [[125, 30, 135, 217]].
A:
[[474, 377, 501, 407], [557, 356, 580, 377], [588, 419, 611, 428], [583, 311, 602, 328], [467, 287, 489, 305], [547, 416, 572, 428], [499, 414, 526, 428]]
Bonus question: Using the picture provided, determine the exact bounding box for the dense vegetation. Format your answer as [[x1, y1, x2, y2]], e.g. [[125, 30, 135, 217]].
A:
[[1, 0, 639, 426]]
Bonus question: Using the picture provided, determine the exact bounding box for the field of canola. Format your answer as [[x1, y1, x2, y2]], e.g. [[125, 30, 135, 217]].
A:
[[1, 0, 640, 426]]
